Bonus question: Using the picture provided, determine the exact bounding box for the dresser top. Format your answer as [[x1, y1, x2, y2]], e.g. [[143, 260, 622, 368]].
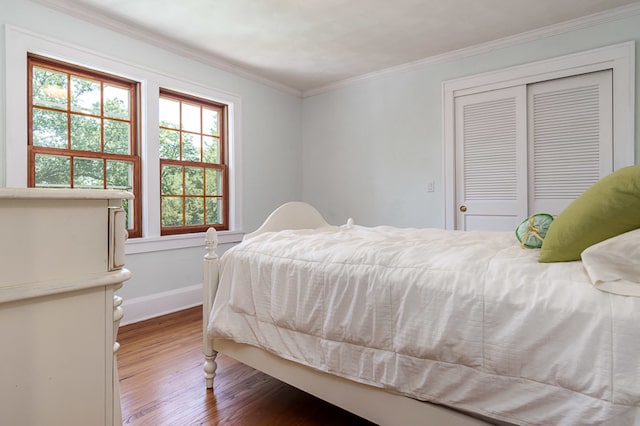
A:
[[0, 187, 133, 200]]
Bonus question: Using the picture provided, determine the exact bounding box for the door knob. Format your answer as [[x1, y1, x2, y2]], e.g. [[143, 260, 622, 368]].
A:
[[459, 205, 467, 212]]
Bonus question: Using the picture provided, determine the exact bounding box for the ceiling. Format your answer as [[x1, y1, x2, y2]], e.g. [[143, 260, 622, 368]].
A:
[[38, 0, 640, 95]]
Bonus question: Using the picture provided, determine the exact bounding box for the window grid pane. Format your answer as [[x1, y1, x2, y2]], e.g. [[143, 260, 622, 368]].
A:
[[106, 160, 133, 190], [70, 76, 101, 115], [32, 66, 68, 110], [32, 109, 69, 149], [202, 136, 219, 164], [104, 119, 131, 155], [185, 197, 204, 226], [73, 157, 104, 189], [161, 196, 183, 227], [34, 154, 71, 188], [159, 97, 180, 129], [161, 164, 183, 195], [182, 133, 201, 162], [185, 166, 204, 196], [70, 115, 101, 152], [104, 84, 130, 120], [205, 197, 222, 224]]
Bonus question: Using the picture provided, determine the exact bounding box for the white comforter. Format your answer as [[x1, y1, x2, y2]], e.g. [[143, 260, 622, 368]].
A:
[[208, 225, 640, 425]]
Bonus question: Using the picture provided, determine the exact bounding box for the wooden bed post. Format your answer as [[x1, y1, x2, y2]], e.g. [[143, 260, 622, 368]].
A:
[[203, 228, 219, 389]]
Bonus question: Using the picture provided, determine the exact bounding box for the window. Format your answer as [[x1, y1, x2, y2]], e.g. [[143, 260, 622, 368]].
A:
[[159, 89, 228, 235], [27, 54, 141, 237]]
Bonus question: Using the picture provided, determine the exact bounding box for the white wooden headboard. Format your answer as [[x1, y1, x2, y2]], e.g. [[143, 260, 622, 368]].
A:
[[243, 201, 330, 240]]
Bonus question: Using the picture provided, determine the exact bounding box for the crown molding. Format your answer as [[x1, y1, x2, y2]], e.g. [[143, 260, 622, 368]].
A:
[[31, 0, 303, 97], [302, 2, 640, 97]]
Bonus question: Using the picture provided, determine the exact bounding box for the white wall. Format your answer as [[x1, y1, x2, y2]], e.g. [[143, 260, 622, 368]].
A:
[[0, 0, 303, 307], [301, 14, 640, 228]]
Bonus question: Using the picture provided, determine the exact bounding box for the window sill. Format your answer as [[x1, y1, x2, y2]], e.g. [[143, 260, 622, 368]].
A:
[[125, 229, 244, 254]]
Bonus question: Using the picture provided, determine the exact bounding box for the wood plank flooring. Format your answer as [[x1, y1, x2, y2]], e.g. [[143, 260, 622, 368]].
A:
[[117, 306, 374, 425]]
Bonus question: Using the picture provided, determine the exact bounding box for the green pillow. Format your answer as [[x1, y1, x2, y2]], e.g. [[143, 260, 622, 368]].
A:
[[539, 165, 640, 263]]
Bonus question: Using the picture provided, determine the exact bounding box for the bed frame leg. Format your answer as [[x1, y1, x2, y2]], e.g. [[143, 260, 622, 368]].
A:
[[204, 351, 217, 389], [203, 228, 220, 390]]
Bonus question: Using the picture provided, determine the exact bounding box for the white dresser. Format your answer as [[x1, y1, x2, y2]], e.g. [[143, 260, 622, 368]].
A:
[[0, 188, 132, 426]]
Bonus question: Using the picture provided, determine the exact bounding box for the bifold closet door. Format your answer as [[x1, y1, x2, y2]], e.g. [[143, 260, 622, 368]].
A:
[[454, 86, 528, 231], [527, 70, 613, 215]]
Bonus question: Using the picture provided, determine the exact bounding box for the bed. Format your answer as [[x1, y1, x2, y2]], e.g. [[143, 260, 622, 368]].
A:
[[202, 188, 640, 425]]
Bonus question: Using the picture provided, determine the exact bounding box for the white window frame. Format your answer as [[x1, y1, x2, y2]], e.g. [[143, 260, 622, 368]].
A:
[[442, 41, 635, 230], [4, 25, 244, 253]]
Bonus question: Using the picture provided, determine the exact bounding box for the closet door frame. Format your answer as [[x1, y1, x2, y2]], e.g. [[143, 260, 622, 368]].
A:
[[442, 41, 635, 230]]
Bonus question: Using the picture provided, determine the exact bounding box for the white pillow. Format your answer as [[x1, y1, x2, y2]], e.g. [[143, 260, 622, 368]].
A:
[[581, 228, 640, 296]]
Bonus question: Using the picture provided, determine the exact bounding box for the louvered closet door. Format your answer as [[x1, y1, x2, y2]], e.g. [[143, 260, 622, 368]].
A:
[[528, 70, 613, 215], [454, 86, 528, 231]]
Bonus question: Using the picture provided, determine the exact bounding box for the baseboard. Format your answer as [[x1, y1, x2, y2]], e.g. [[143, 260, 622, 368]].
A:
[[120, 283, 202, 326]]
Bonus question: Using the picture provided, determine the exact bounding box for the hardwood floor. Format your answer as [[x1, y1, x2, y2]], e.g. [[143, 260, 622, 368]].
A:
[[117, 306, 374, 425]]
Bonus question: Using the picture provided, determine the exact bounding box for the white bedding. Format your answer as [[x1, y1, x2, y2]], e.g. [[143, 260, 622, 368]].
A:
[[208, 225, 640, 425]]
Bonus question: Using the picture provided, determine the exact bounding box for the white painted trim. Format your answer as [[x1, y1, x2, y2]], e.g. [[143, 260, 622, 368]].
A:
[[441, 41, 635, 95], [441, 41, 635, 230], [125, 229, 243, 254], [303, 3, 640, 97], [31, 0, 302, 97], [120, 283, 202, 326], [3, 25, 244, 251]]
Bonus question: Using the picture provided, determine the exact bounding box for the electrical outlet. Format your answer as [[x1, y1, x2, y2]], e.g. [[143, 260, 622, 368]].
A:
[[427, 180, 435, 192]]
